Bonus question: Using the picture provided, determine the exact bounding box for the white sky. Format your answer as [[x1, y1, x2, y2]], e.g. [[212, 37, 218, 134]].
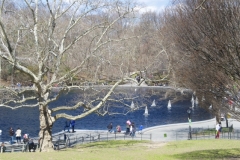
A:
[[137, 0, 171, 13]]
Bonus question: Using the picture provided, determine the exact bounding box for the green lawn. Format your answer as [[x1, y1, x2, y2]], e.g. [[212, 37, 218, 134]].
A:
[[1, 139, 240, 160]]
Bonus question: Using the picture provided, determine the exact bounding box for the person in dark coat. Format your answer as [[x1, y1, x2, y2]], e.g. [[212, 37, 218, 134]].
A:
[[23, 133, 29, 144], [64, 120, 70, 132], [9, 127, 14, 144], [70, 120, 75, 133], [28, 138, 35, 152], [107, 122, 113, 133], [136, 76, 140, 83]]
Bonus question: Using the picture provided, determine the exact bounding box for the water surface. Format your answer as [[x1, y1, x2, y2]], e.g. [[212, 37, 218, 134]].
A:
[[0, 86, 212, 141]]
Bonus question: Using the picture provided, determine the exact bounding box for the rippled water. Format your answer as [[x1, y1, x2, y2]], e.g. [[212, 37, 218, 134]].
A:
[[0, 86, 212, 141]]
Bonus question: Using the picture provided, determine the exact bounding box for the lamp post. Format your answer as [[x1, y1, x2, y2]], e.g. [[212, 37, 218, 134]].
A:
[[0, 129, 2, 142], [187, 107, 192, 140]]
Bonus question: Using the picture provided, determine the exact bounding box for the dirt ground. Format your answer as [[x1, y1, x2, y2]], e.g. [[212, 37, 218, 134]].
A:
[[140, 142, 167, 150]]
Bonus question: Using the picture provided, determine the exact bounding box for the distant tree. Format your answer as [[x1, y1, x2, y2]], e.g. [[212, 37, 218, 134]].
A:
[[163, 0, 240, 121]]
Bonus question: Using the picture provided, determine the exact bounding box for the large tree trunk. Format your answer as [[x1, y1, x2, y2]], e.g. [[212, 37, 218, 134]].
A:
[[38, 103, 55, 152]]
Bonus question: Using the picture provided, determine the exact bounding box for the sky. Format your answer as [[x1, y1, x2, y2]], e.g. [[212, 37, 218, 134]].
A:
[[137, 0, 172, 13]]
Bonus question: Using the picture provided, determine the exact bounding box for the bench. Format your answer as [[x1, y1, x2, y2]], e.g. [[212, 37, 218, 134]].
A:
[[53, 139, 68, 150], [1, 144, 27, 153], [1, 143, 39, 153]]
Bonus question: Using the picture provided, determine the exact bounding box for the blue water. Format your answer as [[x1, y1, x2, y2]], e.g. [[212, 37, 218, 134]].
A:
[[0, 86, 212, 141]]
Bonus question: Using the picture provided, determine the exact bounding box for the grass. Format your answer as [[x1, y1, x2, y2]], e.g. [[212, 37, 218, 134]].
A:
[[1, 139, 240, 160], [174, 148, 240, 159], [74, 140, 148, 149]]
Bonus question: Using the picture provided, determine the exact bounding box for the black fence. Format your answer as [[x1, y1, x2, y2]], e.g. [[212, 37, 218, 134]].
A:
[[159, 125, 239, 141], [2, 126, 238, 152], [52, 132, 152, 150], [186, 125, 238, 140], [52, 126, 240, 150]]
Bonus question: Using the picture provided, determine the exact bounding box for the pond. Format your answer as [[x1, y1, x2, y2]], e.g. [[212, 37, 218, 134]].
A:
[[0, 86, 212, 142]]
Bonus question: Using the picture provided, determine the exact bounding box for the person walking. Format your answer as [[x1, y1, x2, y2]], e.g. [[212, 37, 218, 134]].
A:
[[70, 120, 75, 133], [15, 127, 22, 143], [107, 122, 113, 133], [131, 123, 136, 137], [215, 122, 221, 139], [9, 127, 14, 144], [129, 124, 133, 136], [217, 122, 222, 138]]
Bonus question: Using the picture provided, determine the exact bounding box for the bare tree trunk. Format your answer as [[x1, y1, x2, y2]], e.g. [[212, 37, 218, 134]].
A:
[[38, 104, 54, 152]]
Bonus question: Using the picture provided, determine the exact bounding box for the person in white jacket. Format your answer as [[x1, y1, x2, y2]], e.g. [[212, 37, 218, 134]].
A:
[[15, 128, 22, 143], [215, 122, 221, 139]]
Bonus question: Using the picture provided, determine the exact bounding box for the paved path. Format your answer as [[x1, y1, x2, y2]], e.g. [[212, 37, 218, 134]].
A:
[[7, 118, 236, 151], [142, 118, 240, 141], [3, 118, 240, 152], [51, 118, 240, 146]]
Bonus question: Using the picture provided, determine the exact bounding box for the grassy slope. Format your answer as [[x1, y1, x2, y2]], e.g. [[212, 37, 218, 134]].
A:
[[1, 140, 240, 160]]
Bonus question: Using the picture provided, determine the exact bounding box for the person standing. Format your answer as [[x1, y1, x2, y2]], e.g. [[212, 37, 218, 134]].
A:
[[15, 127, 22, 143], [64, 120, 70, 132], [107, 122, 113, 133], [115, 125, 121, 133], [136, 75, 140, 83], [126, 120, 131, 135], [70, 120, 75, 133], [9, 127, 14, 144], [138, 125, 143, 134]]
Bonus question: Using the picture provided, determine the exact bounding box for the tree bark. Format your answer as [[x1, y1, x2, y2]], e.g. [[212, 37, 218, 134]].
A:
[[38, 103, 54, 152]]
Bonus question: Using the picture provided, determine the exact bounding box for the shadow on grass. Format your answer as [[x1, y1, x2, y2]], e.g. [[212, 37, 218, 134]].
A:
[[173, 148, 240, 159], [75, 140, 149, 149]]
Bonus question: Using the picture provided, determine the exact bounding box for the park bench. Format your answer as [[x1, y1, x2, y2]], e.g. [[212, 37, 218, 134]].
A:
[[1, 144, 27, 153], [1, 142, 39, 153], [53, 139, 69, 150]]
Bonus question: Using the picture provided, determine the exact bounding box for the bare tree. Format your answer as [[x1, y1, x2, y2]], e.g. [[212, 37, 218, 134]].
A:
[[163, 0, 240, 121], [0, 0, 143, 152]]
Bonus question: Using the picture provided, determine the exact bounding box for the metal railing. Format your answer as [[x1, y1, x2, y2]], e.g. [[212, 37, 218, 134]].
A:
[[174, 130, 240, 141], [153, 126, 239, 141], [52, 127, 240, 151], [3, 127, 238, 152], [52, 132, 152, 150]]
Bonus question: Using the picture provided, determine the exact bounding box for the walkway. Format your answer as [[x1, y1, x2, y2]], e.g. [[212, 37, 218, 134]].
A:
[[143, 118, 240, 141], [51, 118, 240, 145], [13, 118, 238, 151]]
